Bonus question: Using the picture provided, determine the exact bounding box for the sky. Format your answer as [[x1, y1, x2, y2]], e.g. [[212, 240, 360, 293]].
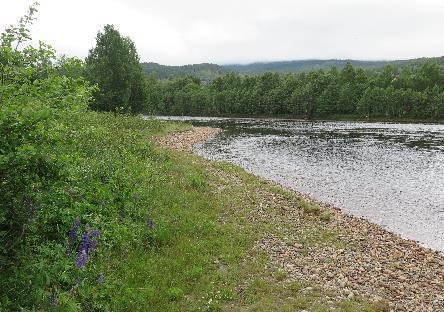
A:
[[1, 0, 444, 65]]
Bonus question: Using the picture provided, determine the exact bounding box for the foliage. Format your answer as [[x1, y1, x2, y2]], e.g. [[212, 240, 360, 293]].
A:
[[85, 24, 146, 114], [145, 62, 444, 120]]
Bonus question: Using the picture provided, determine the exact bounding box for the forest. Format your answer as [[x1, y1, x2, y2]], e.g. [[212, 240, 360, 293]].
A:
[[143, 62, 444, 120]]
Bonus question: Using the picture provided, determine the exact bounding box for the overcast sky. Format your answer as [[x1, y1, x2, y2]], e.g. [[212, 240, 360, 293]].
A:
[[1, 0, 444, 65]]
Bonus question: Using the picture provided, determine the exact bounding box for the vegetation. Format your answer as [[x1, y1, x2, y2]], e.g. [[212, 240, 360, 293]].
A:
[[86, 25, 147, 113], [144, 62, 444, 120], [142, 57, 444, 80]]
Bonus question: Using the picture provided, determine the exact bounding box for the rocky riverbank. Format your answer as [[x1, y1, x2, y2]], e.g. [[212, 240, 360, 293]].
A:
[[151, 126, 444, 311], [254, 191, 444, 311], [151, 126, 222, 152]]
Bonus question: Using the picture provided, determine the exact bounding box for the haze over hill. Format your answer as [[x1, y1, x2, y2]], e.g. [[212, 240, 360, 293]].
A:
[[142, 56, 444, 80]]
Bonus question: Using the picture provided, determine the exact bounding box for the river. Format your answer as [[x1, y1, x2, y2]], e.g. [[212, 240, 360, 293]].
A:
[[157, 116, 444, 252]]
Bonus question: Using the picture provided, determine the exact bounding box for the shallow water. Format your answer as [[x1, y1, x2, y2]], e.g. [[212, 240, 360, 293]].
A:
[[157, 116, 444, 252]]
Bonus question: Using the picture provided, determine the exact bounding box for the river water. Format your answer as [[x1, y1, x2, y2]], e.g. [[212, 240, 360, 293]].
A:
[[157, 116, 444, 252]]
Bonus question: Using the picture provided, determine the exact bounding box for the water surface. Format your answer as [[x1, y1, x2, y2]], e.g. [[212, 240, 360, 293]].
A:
[[158, 116, 444, 252]]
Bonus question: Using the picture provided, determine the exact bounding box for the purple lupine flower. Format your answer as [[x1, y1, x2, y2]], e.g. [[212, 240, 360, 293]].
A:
[[68, 219, 80, 244], [78, 224, 91, 254], [90, 229, 100, 253], [75, 249, 88, 269], [75, 224, 91, 268], [146, 217, 154, 230], [49, 288, 57, 308], [66, 218, 81, 255], [89, 240, 97, 253], [97, 273, 105, 285], [92, 228, 100, 238]]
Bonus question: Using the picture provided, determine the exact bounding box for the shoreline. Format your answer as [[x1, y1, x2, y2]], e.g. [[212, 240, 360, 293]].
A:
[[154, 114, 444, 125], [151, 126, 222, 152], [152, 126, 444, 310]]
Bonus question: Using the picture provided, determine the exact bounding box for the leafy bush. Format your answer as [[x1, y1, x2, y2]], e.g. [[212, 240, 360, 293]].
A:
[[0, 4, 156, 309]]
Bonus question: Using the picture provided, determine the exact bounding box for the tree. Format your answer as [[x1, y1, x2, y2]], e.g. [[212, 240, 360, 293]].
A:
[[375, 65, 394, 88], [85, 24, 146, 113]]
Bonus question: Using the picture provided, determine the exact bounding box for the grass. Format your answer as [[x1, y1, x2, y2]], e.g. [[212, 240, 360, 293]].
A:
[[4, 110, 386, 311]]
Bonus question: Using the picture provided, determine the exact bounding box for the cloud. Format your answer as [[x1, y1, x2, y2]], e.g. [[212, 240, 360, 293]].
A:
[[1, 0, 443, 65]]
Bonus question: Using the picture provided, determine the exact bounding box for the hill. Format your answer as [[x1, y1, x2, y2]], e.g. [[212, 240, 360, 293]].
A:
[[142, 56, 444, 80], [141, 62, 225, 81], [225, 56, 444, 74]]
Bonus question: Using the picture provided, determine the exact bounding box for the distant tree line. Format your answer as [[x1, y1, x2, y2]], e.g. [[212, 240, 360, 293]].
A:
[[81, 25, 444, 121], [142, 62, 444, 120]]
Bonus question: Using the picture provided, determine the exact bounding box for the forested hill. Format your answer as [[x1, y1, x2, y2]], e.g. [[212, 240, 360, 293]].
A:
[[141, 62, 225, 80], [225, 57, 444, 74], [142, 56, 444, 79]]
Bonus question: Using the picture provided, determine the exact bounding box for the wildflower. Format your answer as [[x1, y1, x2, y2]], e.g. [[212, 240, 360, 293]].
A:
[[97, 273, 105, 285], [49, 288, 57, 308], [146, 217, 154, 230], [92, 228, 100, 238], [76, 249, 88, 269], [78, 224, 91, 254], [133, 192, 139, 205], [75, 224, 92, 268], [67, 218, 81, 255], [90, 229, 100, 253]]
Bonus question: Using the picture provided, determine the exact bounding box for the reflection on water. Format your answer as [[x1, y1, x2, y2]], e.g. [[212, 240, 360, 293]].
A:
[[157, 116, 444, 252]]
